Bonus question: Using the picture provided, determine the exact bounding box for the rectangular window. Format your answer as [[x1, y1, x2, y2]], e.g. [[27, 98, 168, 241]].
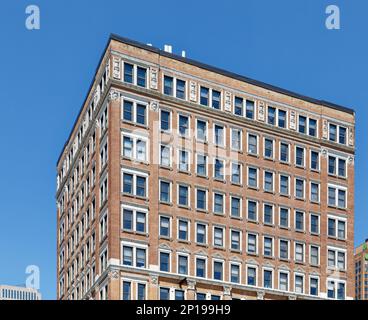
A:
[[279, 207, 289, 228], [231, 197, 241, 218], [213, 261, 223, 280], [246, 100, 255, 119], [196, 224, 206, 244], [122, 281, 131, 300], [247, 233, 257, 254], [178, 220, 189, 241], [213, 227, 224, 247], [310, 246, 319, 266], [280, 240, 289, 260], [263, 237, 273, 257], [295, 211, 304, 231], [123, 209, 133, 231], [137, 67, 147, 87], [196, 189, 207, 210], [124, 63, 134, 83], [164, 76, 174, 96], [160, 110, 171, 131], [338, 158, 346, 177], [212, 90, 221, 109], [311, 182, 320, 202], [279, 272, 289, 291], [178, 255, 188, 275], [264, 171, 274, 192], [295, 147, 305, 167], [247, 266, 257, 286], [295, 179, 304, 199], [329, 124, 337, 142], [234, 97, 243, 116], [311, 151, 319, 170], [248, 167, 258, 188], [160, 145, 171, 167], [196, 154, 207, 176], [176, 79, 186, 99], [263, 204, 273, 225], [230, 264, 240, 283], [196, 119, 207, 142], [159, 216, 170, 238], [160, 287, 170, 300], [214, 158, 224, 180], [264, 138, 274, 159], [123, 100, 133, 122], [214, 124, 224, 146], [295, 243, 304, 263], [231, 128, 242, 151], [231, 230, 241, 251], [263, 270, 273, 288], [159, 252, 170, 272], [309, 119, 317, 137], [310, 278, 319, 296], [329, 156, 336, 175], [136, 104, 146, 125], [310, 214, 319, 234], [295, 275, 304, 294], [178, 185, 189, 207], [196, 258, 206, 278], [178, 150, 189, 172], [231, 163, 241, 184], [339, 127, 347, 145], [213, 193, 224, 214], [280, 142, 289, 162], [248, 134, 258, 155], [278, 110, 286, 128], [175, 290, 185, 300], [200, 87, 209, 106], [247, 200, 257, 221], [267, 106, 276, 125], [159, 181, 171, 203], [178, 114, 189, 137], [280, 175, 289, 196], [298, 116, 306, 134]]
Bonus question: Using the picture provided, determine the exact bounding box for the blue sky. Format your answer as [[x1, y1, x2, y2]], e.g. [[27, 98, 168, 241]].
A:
[[0, 0, 366, 299]]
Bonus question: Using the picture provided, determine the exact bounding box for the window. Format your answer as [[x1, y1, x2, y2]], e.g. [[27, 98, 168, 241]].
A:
[[213, 193, 224, 214], [176, 79, 186, 99], [231, 128, 242, 151], [178, 114, 189, 137], [159, 216, 170, 238], [246, 100, 255, 119], [280, 175, 289, 196], [264, 171, 274, 192], [247, 266, 257, 286], [163, 76, 174, 96], [310, 245, 319, 266], [200, 87, 209, 106], [309, 119, 317, 137], [329, 124, 337, 142], [279, 272, 289, 291], [196, 223, 207, 244], [247, 233, 257, 254], [175, 290, 185, 300], [295, 211, 305, 231], [263, 269, 273, 289], [230, 230, 241, 251], [196, 154, 207, 176], [121, 243, 147, 268], [196, 119, 207, 142], [160, 287, 170, 300], [196, 293, 206, 300], [310, 182, 320, 202], [298, 116, 306, 134], [328, 185, 347, 208], [159, 180, 171, 203], [178, 185, 189, 207], [310, 214, 319, 234], [263, 237, 273, 257], [196, 258, 206, 278], [212, 90, 221, 109], [279, 207, 289, 228], [280, 240, 289, 260], [339, 127, 347, 145], [124, 63, 134, 83], [295, 242, 304, 263], [295, 179, 305, 199], [230, 263, 240, 283], [122, 134, 147, 162], [295, 274, 304, 294], [137, 67, 147, 87], [328, 217, 346, 239], [178, 255, 188, 275], [338, 158, 346, 177], [264, 138, 274, 159], [230, 196, 241, 218], [295, 147, 305, 167], [328, 156, 336, 175], [278, 110, 286, 128], [329, 155, 346, 177], [263, 204, 274, 225], [280, 142, 289, 163], [310, 277, 319, 296], [178, 220, 189, 241], [328, 280, 346, 300], [248, 167, 258, 188], [137, 283, 146, 300], [247, 200, 258, 221], [196, 188, 207, 211], [213, 227, 224, 247], [310, 151, 319, 170], [160, 144, 171, 167], [160, 110, 171, 131], [234, 97, 243, 116], [214, 124, 225, 146], [178, 150, 189, 172], [122, 206, 147, 233], [214, 158, 224, 180], [248, 134, 258, 155], [231, 163, 241, 184], [122, 281, 131, 300], [267, 106, 276, 125], [213, 261, 223, 280], [122, 99, 147, 125], [159, 252, 170, 272]]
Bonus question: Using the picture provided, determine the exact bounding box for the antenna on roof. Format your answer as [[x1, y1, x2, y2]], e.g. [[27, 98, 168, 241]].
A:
[[164, 44, 172, 53]]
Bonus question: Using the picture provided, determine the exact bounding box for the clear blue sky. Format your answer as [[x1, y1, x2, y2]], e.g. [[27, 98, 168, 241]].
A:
[[0, 0, 366, 299]]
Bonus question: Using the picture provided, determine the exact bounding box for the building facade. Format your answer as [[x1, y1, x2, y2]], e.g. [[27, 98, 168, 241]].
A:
[[56, 34, 355, 300], [354, 240, 368, 300], [0, 285, 41, 300]]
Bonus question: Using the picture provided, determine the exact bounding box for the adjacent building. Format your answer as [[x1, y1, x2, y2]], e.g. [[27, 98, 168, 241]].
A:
[[0, 285, 41, 300], [355, 239, 368, 300], [56, 34, 355, 300]]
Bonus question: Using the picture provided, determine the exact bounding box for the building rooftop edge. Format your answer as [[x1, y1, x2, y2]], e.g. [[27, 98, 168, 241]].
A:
[[56, 33, 355, 166]]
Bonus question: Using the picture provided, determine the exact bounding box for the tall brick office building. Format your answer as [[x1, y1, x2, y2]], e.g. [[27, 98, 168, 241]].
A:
[[56, 34, 355, 300]]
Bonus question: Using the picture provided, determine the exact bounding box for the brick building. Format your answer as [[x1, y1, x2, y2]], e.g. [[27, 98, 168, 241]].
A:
[[56, 34, 355, 300], [354, 239, 368, 300]]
